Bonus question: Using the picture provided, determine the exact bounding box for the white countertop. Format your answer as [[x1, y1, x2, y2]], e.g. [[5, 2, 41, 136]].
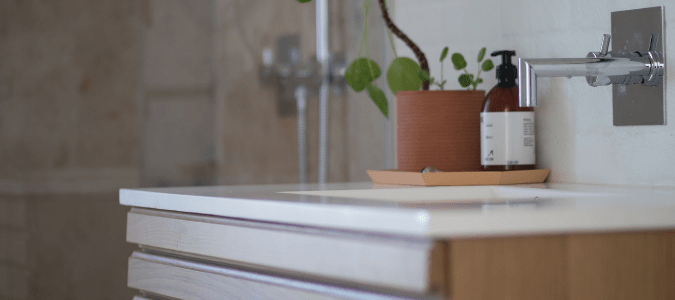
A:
[[120, 182, 675, 238]]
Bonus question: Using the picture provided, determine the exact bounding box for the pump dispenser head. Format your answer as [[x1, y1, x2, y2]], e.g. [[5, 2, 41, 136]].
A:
[[492, 50, 517, 87]]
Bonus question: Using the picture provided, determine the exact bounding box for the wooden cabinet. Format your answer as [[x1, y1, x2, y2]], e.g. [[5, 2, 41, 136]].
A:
[[450, 232, 675, 300]]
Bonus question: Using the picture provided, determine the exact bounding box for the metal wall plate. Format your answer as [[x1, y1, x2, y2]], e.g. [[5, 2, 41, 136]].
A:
[[612, 6, 666, 126], [276, 34, 301, 116]]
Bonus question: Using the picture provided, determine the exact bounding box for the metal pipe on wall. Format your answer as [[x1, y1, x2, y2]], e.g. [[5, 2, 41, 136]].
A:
[[295, 85, 308, 184], [316, 0, 330, 184]]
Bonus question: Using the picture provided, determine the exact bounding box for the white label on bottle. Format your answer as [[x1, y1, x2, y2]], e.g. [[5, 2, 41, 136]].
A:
[[481, 112, 535, 166]]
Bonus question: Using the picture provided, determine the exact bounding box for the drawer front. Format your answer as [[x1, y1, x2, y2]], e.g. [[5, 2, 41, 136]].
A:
[[127, 208, 440, 293], [128, 251, 430, 300]]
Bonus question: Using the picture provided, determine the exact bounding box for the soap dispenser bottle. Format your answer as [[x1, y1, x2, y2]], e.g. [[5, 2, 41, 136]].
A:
[[481, 50, 535, 171]]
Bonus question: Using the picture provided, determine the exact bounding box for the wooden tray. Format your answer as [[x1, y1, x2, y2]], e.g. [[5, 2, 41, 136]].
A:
[[367, 169, 551, 186]]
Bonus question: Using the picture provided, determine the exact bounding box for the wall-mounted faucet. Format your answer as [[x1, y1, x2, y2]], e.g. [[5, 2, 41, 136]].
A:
[[517, 6, 666, 126], [518, 33, 663, 107]]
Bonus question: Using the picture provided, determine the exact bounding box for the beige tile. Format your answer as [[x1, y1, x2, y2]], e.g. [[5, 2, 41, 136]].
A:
[[0, 1, 140, 175], [0, 197, 25, 228], [142, 0, 213, 90], [0, 264, 29, 299], [0, 168, 140, 194], [142, 95, 215, 186], [0, 229, 28, 265], [24, 193, 136, 300]]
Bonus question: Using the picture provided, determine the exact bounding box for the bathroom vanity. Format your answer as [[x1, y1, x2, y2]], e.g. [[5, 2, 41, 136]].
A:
[[120, 182, 675, 300]]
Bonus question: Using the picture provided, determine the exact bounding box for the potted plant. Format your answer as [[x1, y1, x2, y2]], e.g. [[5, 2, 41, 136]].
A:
[[298, 0, 494, 172]]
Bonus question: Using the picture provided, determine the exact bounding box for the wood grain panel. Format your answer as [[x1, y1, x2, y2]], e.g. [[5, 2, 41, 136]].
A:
[[128, 251, 421, 300], [450, 235, 569, 300], [568, 231, 675, 300], [448, 231, 675, 300], [127, 209, 435, 293]]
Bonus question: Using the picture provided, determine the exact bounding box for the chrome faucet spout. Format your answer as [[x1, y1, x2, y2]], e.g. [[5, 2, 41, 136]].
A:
[[518, 33, 663, 108], [518, 56, 651, 107]]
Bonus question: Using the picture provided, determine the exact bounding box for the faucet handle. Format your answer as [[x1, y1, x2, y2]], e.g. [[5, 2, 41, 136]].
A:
[[648, 33, 659, 51], [600, 34, 611, 56]]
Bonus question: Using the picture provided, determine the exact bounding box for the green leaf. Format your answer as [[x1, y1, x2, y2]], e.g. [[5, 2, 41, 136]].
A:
[[418, 70, 432, 82], [387, 57, 422, 94], [297, 0, 312, 3], [481, 59, 495, 72], [345, 58, 382, 92], [476, 78, 483, 84], [366, 84, 389, 118], [440, 80, 447, 90], [451, 53, 467, 70], [477, 47, 486, 62], [440, 47, 449, 62], [458, 74, 472, 88]]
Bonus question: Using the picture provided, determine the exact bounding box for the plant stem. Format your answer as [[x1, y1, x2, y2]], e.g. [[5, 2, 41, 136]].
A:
[[377, 0, 429, 90], [358, 0, 369, 58], [361, 0, 377, 81], [364, 0, 370, 59], [357, 28, 365, 58], [473, 65, 482, 90], [440, 62, 444, 90], [386, 28, 398, 58], [381, 0, 397, 58]]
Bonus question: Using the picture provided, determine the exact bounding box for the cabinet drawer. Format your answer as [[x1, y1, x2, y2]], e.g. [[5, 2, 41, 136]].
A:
[[128, 251, 434, 300], [127, 208, 445, 293]]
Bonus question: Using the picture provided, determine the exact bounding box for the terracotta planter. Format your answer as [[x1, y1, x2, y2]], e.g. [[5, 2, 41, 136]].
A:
[[397, 90, 485, 172]]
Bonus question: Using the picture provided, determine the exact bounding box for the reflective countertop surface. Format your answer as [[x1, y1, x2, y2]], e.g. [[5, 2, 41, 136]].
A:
[[120, 182, 675, 238]]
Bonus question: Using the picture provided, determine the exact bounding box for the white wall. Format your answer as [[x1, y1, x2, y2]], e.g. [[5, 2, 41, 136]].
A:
[[393, 0, 675, 186]]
